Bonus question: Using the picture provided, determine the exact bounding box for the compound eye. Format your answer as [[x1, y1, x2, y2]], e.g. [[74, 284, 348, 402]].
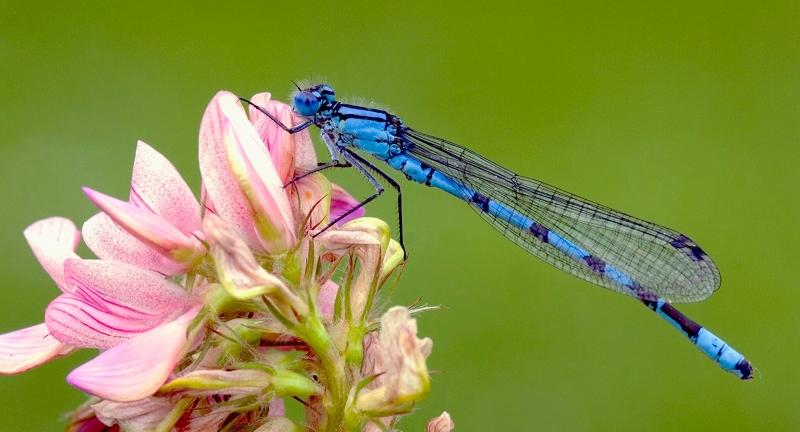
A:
[[293, 91, 320, 116]]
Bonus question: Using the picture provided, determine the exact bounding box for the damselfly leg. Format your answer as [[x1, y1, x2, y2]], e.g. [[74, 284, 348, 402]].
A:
[[341, 149, 406, 255], [242, 96, 406, 253], [239, 97, 313, 133], [284, 159, 352, 187]]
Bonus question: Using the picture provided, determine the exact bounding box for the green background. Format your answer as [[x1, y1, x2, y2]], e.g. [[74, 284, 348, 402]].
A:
[[1, 1, 798, 430]]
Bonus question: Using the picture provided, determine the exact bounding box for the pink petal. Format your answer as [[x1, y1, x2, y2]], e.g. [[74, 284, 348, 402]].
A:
[[247, 92, 318, 180], [293, 128, 318, 172], [200, 181, 215, 213], [289, 174, 331, 232], [92, 397, 175, 431], [268, 398, 285, 417], [223, 115, 296, 251], [67, 415, 109, 432], [247, 93, 297, 183], [45, 259, 192, 349], [318, 280, 339, 320], [199, 91, 263, 250], [181, 410, 229, 432], [67, 306, 202, 402], [83, 187, 204, 263], [83, 212, 184, 276], [129, 141, 201, 234], [330, 183, 366, 225], [0, 323, 73, 374], [203, 213, 290, 301], [24, 217, 81, 293]]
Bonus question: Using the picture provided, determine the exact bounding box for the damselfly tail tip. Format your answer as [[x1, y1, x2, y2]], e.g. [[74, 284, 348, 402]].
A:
[[735, 358, 755, 381]]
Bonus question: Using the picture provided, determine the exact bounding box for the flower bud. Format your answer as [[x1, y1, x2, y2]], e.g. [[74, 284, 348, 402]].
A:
[[203, 214, 304, 318], [427, 412, 455, 432], [355, 307, 432, 416]]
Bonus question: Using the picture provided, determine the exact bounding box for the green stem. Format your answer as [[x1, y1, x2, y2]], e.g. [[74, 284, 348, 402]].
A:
[[298, 311, 349, 432]]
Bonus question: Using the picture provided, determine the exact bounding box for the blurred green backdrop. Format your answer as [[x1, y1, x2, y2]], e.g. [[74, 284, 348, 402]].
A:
[[1, 1, 798, 430]]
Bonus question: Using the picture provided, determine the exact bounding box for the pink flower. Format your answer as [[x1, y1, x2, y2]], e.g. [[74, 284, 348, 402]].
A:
[[0, 90, 362, 389], [317, 218, 405, 320], [3, 88, 418, 431], [0, 216, 201, 402]]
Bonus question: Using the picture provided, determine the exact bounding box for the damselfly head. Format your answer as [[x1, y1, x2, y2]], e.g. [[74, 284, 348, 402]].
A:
[[291, 83, 337, 116], [292, 91, 322, 116]]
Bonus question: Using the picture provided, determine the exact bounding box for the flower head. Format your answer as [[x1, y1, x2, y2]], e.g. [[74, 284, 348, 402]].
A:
[[4, 89, 443, 431]]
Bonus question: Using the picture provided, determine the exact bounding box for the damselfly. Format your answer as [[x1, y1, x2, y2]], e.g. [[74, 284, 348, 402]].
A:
[[242, 83, 753, 380]]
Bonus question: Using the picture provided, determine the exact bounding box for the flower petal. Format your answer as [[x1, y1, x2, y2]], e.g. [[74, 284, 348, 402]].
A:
[[247, 92, 317, 173], [318, 280, 339, 320], [247, 93, 297, 183], [330, 183, 365, 225], [92, 397, 175, 432], [0, 323, 73, 374], [222, 110, 296, 252], [66, 416, 109, 432], [83, 187, 204, 264], [268, 398, 286, 417], [201, 91, 284, 251], [254, 416, 302, 432], [129, 141, 201, 235], [182, 409, 229, 432], [317, 218, 391, 319], [381, 239, 405, 281], [83, 212, 184, 276], [24, 217, 81, 293], [46, 259, 192, 349], [356, 307, 431, 415], [289, 174, 331, 230], [67, 306, 203, 402], [203, 214, 292, 302]]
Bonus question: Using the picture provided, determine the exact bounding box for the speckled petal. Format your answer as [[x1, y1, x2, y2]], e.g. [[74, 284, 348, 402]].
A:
[[67, 306, 202, 402], [129, 141, 201, 234], [83, 187, 204, 263], [199, 91, 262, 250], [23, 217, 81, 293], [45, 259, 192, 349], [247, 92, 297, 183], [83, 212, 184, 275]]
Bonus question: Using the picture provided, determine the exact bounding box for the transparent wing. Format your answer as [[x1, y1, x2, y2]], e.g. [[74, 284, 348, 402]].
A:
[[403, 128, 720, 303]]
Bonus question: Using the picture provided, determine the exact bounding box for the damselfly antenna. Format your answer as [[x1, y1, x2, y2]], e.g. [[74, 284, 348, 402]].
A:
[[291, 80, 302, 91]]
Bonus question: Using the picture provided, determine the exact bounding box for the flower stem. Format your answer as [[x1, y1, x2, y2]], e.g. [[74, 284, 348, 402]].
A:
[[297, 309, 349, 432]]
